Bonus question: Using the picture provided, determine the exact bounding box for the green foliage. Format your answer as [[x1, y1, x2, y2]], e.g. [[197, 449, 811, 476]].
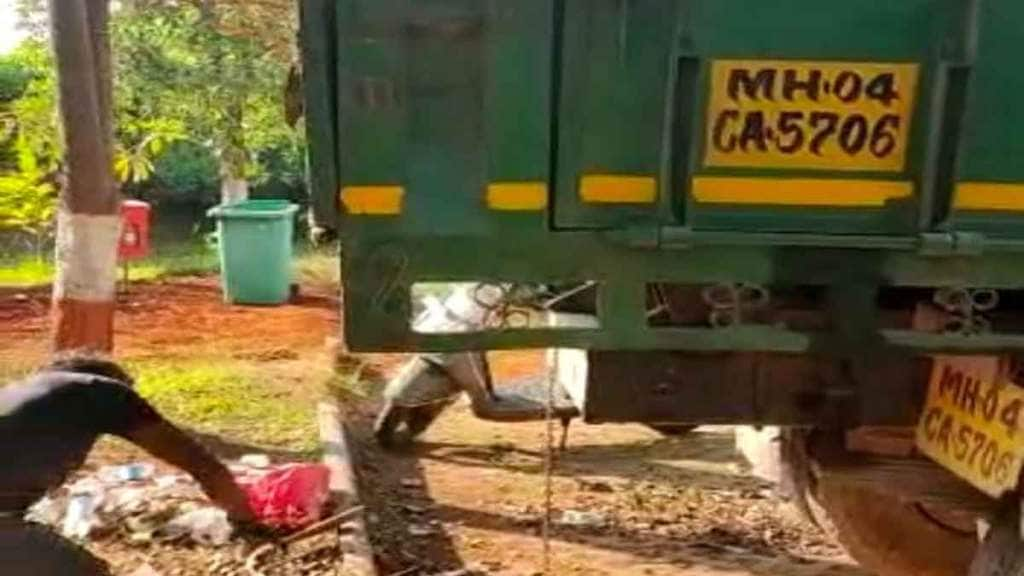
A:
[[4, 41, 59, 172], [0, 42, 59, 251], [113, 4, 298, 186], [114, 118, 186, 184], [0, 135, 56, 252], [0, 59, 31, 103], [150, 141, 220, 203], [0, 1, 305, 253]]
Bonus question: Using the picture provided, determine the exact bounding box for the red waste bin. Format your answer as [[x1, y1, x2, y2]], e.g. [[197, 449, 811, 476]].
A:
[[119, 200, 151, 261]]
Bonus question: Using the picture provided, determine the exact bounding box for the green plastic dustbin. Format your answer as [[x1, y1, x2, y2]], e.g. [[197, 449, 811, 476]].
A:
[[207, 200, 300, 305]]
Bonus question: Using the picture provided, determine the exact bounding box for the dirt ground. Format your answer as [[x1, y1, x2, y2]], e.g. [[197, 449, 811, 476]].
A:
[[0, 277, 338, 367], [0, 277, 869, 576]]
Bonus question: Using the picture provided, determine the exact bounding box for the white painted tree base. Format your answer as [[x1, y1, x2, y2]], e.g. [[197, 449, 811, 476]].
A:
[[52, 210, 120, 302]]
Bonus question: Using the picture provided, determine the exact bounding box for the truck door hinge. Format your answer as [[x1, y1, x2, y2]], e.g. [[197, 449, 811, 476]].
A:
[[918, 232, 985, 256]]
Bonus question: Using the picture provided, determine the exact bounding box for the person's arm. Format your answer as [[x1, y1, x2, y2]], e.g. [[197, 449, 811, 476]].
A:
[[81, 379, 254, 522], [123, 421, 254, 522]]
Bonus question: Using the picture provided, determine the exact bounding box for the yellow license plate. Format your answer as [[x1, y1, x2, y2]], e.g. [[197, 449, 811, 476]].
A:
[[916, 356, 1024, 497], [704, 60, 920, 172]]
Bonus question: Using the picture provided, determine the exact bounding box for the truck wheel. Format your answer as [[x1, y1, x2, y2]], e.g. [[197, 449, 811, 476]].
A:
[[970, 507, 1024, 576], [814, 480, 976, 576]]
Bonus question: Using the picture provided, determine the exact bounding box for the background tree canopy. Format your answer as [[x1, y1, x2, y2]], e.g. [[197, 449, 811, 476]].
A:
[[0, 0, 304, 252]]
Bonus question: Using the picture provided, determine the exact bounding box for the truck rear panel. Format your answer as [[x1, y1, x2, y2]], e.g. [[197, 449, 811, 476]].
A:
[[300, 0, 1024, 354]]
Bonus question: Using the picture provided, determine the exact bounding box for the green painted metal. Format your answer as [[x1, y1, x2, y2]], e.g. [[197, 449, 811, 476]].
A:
[[947, 0, 1024, 234], [301, 0, 1024, 353]]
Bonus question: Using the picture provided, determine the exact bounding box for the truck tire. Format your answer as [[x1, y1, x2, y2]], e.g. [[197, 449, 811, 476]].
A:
[[970, 507, 1024, 576], [814, 479, 976, 576]]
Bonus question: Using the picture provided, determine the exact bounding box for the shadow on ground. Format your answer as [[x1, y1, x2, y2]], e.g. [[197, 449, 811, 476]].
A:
[[347, 406, 867, 576], [347, 416, 468, 575]]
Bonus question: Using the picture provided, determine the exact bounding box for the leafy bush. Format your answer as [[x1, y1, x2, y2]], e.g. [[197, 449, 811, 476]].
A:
[[0, 58, 31, 103], [0, 135, 56, 256], [149, 140, 220, 204]]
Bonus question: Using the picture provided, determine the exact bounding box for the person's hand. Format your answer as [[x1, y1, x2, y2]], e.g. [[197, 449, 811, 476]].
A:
[[207, 478, 255, 524]]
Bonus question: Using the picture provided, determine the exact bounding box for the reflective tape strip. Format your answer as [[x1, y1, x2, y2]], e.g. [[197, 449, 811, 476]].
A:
[[340, 186, 404, 215], [954, 183, 1024, 212], [579, 175, 657, 204], [53, 211, 120, 302], [487, 182, 548, 211], [692, 177, 913, 207]]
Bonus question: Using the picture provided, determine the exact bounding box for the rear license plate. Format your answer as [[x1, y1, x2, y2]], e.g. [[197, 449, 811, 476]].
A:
[[916, 356, 1024, 497], [704, 60, 920, 172]]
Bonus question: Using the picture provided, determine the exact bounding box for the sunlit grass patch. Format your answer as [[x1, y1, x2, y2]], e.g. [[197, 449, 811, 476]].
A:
[[0, 241, 220, 288], [129, 358, 320, 454]]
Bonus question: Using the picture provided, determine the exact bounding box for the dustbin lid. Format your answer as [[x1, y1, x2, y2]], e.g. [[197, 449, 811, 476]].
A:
[[207, 200, 300, 219]]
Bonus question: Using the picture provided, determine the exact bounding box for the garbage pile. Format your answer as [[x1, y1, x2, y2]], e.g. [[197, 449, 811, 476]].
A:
[[27, 456, 333, 548]]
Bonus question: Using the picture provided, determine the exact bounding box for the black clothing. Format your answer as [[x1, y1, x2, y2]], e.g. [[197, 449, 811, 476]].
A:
[[0, 371, 161, 513]]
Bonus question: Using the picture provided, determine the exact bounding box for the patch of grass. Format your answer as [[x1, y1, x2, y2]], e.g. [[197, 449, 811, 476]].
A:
[[0, 257, 52, 287], [1, 241, 336, 289], [122, 241, 220, 281], [294, 244, 339, 289], [0, 241, 219, 288], [128, 358, 320, 453]]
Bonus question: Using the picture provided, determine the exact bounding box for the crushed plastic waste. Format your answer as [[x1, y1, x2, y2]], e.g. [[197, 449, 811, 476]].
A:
[[98, 462, 154, 483], [28, 456, 330, 548], [556, 509, 607, 528], [163, 507, 233, 546], [62, 491, 100, 539], [239, 453, 272, 469], [26, 496, 63, 526], [127, 564, 162, 576]]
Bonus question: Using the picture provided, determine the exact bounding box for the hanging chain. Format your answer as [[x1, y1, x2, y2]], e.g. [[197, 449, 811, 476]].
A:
[[542, 344, 558, 575]]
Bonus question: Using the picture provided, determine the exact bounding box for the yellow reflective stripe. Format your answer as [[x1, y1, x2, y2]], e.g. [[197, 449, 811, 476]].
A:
[[580, 175, 657, 204], [955, 183, 1024, 212], [340, 186, 404, 215], [487, 182, 548, 211], [692, 177, 913, 207]]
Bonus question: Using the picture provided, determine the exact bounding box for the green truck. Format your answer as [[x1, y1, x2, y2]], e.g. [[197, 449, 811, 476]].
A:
[[300, 1, 1024, 574]]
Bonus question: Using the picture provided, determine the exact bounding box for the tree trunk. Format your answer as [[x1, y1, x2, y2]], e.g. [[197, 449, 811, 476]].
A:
[[219, 98, 249, 205], [49, 0, 120, 353], [220, 173, 249, 205]]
